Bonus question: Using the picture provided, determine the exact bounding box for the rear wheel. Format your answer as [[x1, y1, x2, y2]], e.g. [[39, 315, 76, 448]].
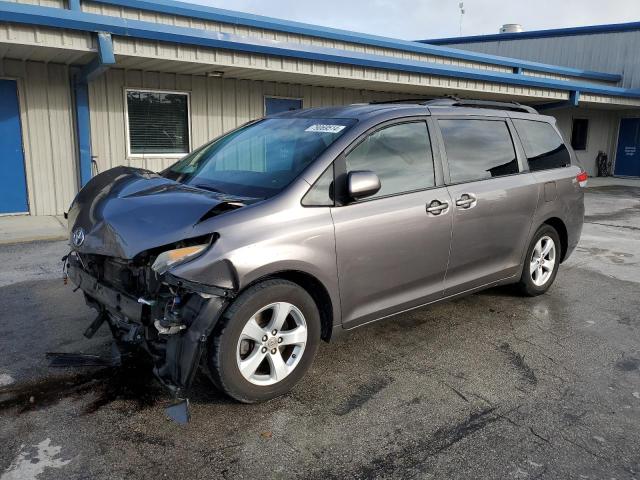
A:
[[517, 225, 561, 296], [208, 279, 321, 403]]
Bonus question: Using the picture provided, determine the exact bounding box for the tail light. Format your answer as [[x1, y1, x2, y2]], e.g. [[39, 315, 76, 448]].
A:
[[576, 171, 588, 188]]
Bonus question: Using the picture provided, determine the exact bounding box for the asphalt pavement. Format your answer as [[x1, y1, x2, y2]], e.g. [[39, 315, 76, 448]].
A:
[[0, 180, 639, 480]]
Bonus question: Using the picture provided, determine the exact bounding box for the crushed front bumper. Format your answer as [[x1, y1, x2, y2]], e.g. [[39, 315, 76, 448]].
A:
[[67, 258, 231, 397]]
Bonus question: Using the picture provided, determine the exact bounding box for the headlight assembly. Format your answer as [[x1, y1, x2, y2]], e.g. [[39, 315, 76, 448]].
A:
[[151, 244, 208, 275]]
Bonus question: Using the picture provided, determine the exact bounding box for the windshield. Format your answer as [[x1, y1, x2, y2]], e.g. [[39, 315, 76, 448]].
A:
[[164, 117, 356, 198]]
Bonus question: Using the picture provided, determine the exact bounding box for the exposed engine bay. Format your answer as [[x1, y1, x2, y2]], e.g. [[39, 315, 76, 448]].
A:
[[64, 235, 234, 399]]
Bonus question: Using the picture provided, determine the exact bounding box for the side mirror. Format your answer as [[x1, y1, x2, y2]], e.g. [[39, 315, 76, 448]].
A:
[[348, 171, 381, 200]]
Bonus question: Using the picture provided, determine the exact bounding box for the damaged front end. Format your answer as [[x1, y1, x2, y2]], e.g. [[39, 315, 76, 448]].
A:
[[65, 238, 233, 398]]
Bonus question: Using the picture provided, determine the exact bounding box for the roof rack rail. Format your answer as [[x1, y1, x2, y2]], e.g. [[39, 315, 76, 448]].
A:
[[369, 96, 538, 114], [443, 99, 538, 114]]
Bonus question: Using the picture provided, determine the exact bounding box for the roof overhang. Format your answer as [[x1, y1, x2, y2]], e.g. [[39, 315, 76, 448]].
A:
[[85, 0, 621, 83], [0, 2, 638, 101]]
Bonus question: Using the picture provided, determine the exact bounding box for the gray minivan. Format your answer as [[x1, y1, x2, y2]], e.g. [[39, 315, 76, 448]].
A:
[[66, 98, 586, 403]]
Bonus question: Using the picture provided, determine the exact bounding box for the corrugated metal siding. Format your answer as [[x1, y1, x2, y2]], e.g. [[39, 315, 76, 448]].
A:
[[445, 32, 639, 88], [80, 0, 514, 75], [111, 37, 568, 103], [88, 68, 398, 173], [550, 107, 619, 176], [4, 0, 65, 7], [0, 22, 95, 59], [0, 58, 78, 215]]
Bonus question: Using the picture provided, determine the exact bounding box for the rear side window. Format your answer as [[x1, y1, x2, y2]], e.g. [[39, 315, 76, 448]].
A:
[[513, 119, 571, 171], [345, 121, 435, 199], [439, 119, 519, 183]]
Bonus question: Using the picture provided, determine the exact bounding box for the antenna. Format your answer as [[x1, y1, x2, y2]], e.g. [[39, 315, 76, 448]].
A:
[[459, 2, 465, 36]]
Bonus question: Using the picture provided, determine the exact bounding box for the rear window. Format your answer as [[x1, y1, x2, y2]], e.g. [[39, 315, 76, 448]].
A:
[[438, 119, 519, 184], [513, 119, 571, 171]]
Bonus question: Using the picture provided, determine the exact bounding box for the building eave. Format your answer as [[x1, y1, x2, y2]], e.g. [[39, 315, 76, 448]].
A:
[[421, 21, 640, 46], [85, 0, 622, 83]]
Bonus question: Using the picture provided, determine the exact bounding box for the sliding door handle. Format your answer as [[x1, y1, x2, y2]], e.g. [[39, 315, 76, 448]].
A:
[[455, 193, 477, 209], [426, 200, 449, 215]]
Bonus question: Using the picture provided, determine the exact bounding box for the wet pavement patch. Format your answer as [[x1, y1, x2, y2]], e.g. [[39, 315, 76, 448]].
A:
[[0, 357, 165, 415], [499, 342, 537, 385], [333, 377, 392, 416], [615, 356, 640, 372], [332, 407, 501, 480]]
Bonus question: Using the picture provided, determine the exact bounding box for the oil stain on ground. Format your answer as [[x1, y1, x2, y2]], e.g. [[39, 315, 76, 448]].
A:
[[499, 342, 537, 385], [615, 356, 640, 372], [333, 377, 392, 416], [0, 357, 165, 415], [317, 407, 499, 480]]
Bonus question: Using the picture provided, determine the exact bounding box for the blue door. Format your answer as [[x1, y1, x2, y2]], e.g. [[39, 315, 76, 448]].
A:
[[0, 79, 28, 214], [615, 118, 640, 177], [264, 97, 302, 115]]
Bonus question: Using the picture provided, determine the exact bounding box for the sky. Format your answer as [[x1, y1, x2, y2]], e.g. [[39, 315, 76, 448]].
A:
[[189, 0, 640, 41]]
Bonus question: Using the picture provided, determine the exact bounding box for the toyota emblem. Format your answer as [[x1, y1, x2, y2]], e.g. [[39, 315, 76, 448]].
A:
[[72, 227, 85, 247]]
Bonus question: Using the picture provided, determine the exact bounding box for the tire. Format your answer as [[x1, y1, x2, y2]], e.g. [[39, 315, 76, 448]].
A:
[[517, 224, 561, 297], [207, 279, 321, 403]]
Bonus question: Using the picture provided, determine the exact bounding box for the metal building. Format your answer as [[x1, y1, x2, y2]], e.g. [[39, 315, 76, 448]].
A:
[[1, 0, 639, 216], [424, 21, 640, 179]]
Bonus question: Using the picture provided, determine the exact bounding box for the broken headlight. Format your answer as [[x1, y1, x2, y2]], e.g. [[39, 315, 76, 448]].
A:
[[151, 244, 208, 275]]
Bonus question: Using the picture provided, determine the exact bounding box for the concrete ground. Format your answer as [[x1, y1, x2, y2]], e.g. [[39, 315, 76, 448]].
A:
[[0, 180, 639, 480], [0, 215, 66, 245]]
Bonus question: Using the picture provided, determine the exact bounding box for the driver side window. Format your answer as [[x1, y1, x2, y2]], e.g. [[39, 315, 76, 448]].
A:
[[345, 121, 435, 200]]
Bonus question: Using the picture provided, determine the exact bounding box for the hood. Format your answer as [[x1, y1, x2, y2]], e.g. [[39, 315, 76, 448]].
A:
[[67, 166, 251, 259]]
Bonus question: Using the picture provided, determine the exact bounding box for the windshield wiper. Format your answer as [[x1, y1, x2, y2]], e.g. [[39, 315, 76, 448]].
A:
[[193, 184, 226, 194]]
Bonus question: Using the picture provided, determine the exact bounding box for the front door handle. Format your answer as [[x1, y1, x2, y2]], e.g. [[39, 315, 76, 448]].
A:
[[455, 193, 477, 209], [426, 200, 449, 215]]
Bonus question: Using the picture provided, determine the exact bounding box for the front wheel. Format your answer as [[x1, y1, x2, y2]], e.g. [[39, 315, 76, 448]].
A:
[[207, 279, 321, 403], [517, 225, 561, 296]]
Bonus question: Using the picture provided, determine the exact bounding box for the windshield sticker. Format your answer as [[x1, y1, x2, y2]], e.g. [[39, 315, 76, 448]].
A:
[[305, 124, 346, 133]]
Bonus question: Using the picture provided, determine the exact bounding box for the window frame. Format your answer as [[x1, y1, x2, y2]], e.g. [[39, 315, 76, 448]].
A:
[[511, 117, 573, 172], [570, 117, 589, 151], [433, 115, 527, 186], [124, 87, 192, 159], [333, 117, 443, 206]]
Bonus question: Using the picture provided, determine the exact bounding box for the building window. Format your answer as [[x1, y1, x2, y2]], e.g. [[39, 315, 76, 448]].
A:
[[125, 89, 190, 156], [571, 118, 589, 151], [264, 96, 303, 115]]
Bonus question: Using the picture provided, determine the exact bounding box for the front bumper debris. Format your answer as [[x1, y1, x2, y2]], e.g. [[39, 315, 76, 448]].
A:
[[65, 253, 233, 399]]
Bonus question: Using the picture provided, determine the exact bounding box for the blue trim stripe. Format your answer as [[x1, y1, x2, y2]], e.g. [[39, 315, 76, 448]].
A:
[[421, 21, 640, 45], [1, 3, 638, 99], [73, 81, 92, 186], [78, 31, 115, 82], [88, 0, 621, 82]]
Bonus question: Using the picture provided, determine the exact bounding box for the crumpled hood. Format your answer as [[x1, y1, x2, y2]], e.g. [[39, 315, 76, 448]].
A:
[[67, 166, 248, 259]]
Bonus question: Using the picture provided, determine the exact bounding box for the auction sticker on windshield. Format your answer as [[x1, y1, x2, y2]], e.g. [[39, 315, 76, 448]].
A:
[[305, 124, 347, 133]]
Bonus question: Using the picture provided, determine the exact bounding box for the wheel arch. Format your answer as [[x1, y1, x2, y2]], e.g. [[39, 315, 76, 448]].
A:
[[542, 217, 569, 262], [235, 270, 335, 342]]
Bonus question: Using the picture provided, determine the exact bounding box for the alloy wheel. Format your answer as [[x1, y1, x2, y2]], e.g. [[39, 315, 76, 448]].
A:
[[236, 302, 308, 386], [530, 235, 556, 287]]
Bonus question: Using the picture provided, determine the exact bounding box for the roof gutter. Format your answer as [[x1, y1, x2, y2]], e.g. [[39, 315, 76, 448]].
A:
[[0, 2, 638, 100], [77, 0, 622, 83], [73, 31, 115, 186], [422, 21, 640, 45]]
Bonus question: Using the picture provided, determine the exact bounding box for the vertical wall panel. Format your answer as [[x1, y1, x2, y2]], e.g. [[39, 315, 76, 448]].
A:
[[0, 59, 77, 215], [88, 68, 413, 174]]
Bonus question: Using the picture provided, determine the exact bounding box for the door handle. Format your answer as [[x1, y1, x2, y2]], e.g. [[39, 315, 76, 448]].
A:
[[455, 193, 477, 209], [426, 200, 449, 215]]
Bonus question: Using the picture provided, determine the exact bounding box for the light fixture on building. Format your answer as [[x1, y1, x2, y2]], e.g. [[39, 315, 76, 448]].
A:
[[207, 71, 225, 77]]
